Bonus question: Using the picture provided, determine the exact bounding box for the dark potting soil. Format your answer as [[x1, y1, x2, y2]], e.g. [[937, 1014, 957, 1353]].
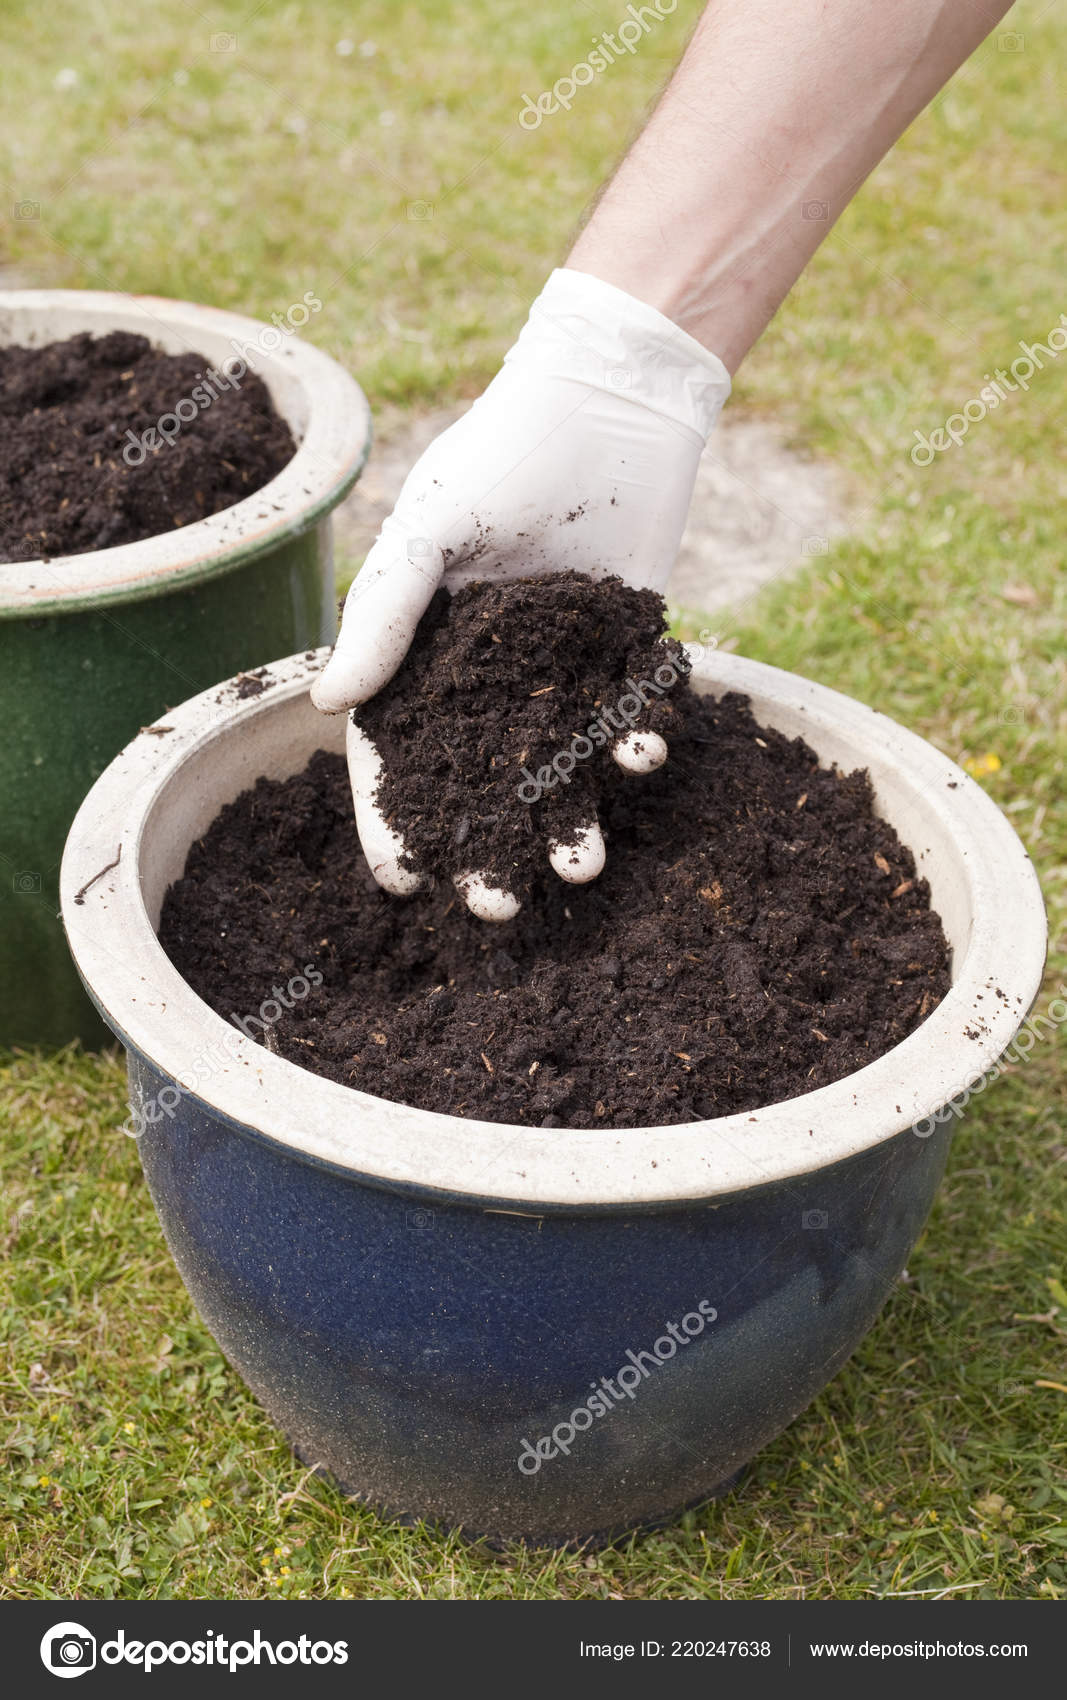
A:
[[0, 331, 295, 561], [159, 577, 951, 1129]]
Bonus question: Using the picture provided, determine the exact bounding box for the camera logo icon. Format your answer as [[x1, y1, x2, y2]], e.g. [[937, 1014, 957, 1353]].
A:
[[802, 1209, 828, 1230], [802, 199, 829, 220], [40, 1622, 96, 1678], [13, 870, 41, 894]]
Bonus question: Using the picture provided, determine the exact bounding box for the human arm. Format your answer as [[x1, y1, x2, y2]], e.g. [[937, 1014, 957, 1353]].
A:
[[313, 0, 1014, 915]]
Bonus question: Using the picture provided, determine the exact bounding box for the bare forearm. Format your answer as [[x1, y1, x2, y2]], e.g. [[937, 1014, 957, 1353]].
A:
[[568, 0, 1014, 370]]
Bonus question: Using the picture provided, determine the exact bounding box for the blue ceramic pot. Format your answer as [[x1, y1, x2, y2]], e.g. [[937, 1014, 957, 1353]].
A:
[[61, 651, 1046, 1546], [131, 1067, 952, 1543]]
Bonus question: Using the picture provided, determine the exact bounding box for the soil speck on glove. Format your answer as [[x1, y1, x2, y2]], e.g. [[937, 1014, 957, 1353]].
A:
[[160, 580, 950, 1129], [357, 573, 687, 895], [0, 331, 295, 561]]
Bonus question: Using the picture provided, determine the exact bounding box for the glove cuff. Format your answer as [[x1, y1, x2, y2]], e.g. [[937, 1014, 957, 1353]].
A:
[[506, 267, 731, 440]]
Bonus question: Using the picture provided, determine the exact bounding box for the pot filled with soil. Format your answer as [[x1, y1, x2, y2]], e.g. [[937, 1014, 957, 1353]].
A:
[[60, 579, 1046, 1547], [1, 288, 371, 1046]]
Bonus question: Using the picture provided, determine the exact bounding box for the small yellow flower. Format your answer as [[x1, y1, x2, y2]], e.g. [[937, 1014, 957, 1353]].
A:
[[280, 1566, 291, 1577], [49, 1413, 59, 1423], [963, 752, 1002, 779], [201, 1498, 213, 1509], [38, 1475, 51, 1488], [8, 1565, 16, 1577], [122, 1421, 135, 1434], [872, 1499, 886, 1513], [336, 1586, 353, 1600], [928, 1509, 939, 1522], [799, 1460, 811, 1472]]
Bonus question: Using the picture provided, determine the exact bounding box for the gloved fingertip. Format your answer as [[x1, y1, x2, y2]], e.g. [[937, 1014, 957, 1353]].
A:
[[345, 718, 427, 896], [356, 809, 428, 896], [455, 871, 521, 923], [612, 730, 668, 775], [548, 821, 606, 885], [310, 665, 359, 714], [312, 631, 412, 712], [367, 851, 427, 898]]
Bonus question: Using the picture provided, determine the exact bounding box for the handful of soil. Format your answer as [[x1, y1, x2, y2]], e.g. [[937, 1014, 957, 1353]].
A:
[[0, 330, 295, 561], [356, 572, 687, 897], [159, 576, 951, 1130]]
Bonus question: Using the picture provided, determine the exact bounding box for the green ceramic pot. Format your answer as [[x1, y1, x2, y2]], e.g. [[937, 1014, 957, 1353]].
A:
[[0, 290, 372, 1047]]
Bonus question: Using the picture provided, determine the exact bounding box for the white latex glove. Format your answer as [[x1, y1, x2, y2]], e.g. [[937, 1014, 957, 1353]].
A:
[[312, 266, 730, 918]]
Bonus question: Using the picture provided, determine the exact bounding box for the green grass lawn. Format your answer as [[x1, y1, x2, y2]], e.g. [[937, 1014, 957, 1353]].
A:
[[2, 0, 1066, 1599]]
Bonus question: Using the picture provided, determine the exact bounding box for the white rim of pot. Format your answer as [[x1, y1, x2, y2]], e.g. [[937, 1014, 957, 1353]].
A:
[[0, 290, 371, 613], [61, 649, 1047, 1211]]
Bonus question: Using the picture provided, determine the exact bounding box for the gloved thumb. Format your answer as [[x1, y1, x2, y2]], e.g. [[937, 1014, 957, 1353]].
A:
[[311, 529, 445, 712]]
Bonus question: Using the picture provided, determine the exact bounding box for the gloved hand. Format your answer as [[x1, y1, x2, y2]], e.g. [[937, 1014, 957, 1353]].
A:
[[312, 266, 731, 918]]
